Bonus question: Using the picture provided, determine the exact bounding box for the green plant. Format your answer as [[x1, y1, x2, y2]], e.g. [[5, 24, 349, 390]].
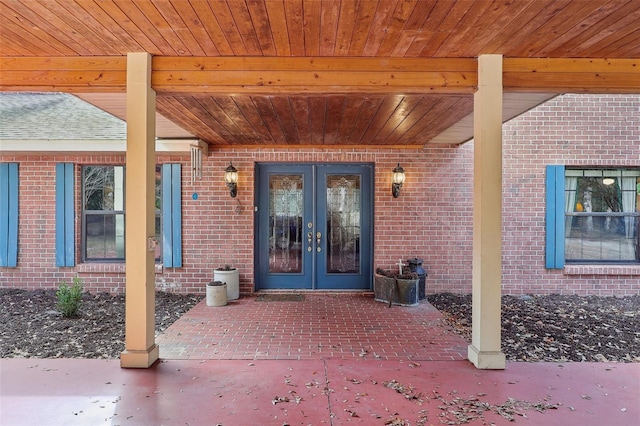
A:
[[56, 276, 83, 317]]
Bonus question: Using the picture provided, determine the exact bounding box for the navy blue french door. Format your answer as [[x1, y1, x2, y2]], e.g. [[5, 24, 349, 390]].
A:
[[255, 163, 373, 290]]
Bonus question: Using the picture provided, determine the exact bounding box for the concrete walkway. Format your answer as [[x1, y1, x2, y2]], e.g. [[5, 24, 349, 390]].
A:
[[1, 294, 639, 425]]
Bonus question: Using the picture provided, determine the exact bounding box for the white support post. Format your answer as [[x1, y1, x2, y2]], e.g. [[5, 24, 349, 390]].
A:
[[120, 52, 159, 368], [467, 54, 507, 370]]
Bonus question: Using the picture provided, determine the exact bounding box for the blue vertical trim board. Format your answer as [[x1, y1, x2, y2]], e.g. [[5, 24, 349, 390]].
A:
[[162, 164, 182, 268], [545, 165, 565, 269], [170, 164, 182, 267], [55, 163, 75, 266], [0, 163, 19, 267]]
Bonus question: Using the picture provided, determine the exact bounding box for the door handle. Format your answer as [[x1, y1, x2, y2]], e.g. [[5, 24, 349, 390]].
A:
[[307, 231, 313, 252], [316, 231, 322, 252]]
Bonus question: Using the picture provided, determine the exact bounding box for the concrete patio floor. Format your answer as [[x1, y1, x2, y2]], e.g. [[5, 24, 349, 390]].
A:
[[1, 293, 639, 425]]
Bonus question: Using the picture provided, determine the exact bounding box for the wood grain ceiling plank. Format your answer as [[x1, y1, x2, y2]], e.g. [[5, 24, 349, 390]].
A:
[[189, 96, 255, 144], [283, 0, 305, 56], [372, 95, 426, 144], [61, 0, 140, 55], [166, 0, 220, 55], [232, 96, 275, 142], [269, 96, 299, 143], [362, 0, 398, 57], [227, 0, 262, 55], [186, 1, 232, 55], [509, 0, 595, 57], [308, 97, 326, 144], [1, 0, 100, 56], [319, 0, 340, 56], [206, 0, 248, 55], [289, 96, 311, 143], [403, 0, 453, 56], [264, 0, 291, 56], [359, 95, 405, 144], [486, 0, 572, 57], [382, 95, 439, 145], [46, 0, 123, 55], [556, 2, 640, 57], [106, 0, 173, 55], [302, 0, 322, 55], [91, 0, 162, 55], [251, 96, 287, 143], [322, 95, 346, 144], [334, 0, 359, 55], [396, 96, 472, 144], [157, 96, 227, 144], [592, 29, 640, 58], [335, 96, 365, 143], [454, 0, 533, 57], [212, 96, 263, 143], [134, 0, 200, 55], [246, 0, 277, 56], [419, 0, 473, 57], [375, 0, 420, 57], [432, 0, 493, 57], [346, 96, 385, 144], [348, 0, 378, 56], [196, 96, 256, 144], [0, 17, 66, 56], [527, 1, 615, 57], [473, 0, 559, 56]]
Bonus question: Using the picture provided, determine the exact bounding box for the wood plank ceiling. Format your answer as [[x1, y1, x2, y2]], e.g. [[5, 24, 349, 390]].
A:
[[1, 0, 639, 147]]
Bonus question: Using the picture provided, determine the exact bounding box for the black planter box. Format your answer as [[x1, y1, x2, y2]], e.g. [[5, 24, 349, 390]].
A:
[[374, 273, 419, 307]]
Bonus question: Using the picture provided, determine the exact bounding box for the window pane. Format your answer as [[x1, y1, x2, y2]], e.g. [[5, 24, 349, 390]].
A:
[[85, 214, 125, 260], [565, 169, 639, 263], [83, 166, 124, 211]]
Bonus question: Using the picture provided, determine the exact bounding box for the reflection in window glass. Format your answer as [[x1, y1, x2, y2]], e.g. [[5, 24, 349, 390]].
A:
[[565, 169, 640, 263]]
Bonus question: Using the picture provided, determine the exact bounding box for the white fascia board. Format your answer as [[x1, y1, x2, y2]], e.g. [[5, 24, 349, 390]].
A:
[[0, 139, 198, 153]]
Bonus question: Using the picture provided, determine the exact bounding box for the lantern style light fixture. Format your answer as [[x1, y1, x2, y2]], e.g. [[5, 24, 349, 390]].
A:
[[224, 162, 238, 198], [392, 163, 405, 198]]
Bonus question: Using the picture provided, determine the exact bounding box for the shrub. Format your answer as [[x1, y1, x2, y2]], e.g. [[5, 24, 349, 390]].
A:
[[56, 276, 83, 317]]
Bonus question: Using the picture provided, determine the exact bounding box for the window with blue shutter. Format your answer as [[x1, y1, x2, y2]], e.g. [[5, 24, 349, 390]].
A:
[[162, 164, 182, 268], [56, 163, 75, 267], [545, 165, 565, 269], [0, 163, 19, 267]]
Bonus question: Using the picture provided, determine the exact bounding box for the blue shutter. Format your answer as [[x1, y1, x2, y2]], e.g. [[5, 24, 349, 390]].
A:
[[0, 163, 19, 267], [545, 165, 565, 269], [162, 164, 182, 267], [55, 163, 75, 267]]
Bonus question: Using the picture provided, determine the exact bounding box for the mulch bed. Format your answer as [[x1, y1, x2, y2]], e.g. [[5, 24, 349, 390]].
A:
[[1, 288, 638, 362], [0, 289, 199, 359], [428, 293, 640, 363]]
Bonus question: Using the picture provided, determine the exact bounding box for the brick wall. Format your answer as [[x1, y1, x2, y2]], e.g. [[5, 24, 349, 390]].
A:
[[1, 94, 638, 296], [502, 94, 640, 296]]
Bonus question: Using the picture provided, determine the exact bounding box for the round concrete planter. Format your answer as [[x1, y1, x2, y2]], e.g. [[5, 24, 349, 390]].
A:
[[214, 268, 239, 300], [206, 281, 227, 307]]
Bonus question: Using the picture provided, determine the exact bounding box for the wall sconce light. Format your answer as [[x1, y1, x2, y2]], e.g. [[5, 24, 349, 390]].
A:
[[392, 163, 405, 198], [224, 162, 238, 198]]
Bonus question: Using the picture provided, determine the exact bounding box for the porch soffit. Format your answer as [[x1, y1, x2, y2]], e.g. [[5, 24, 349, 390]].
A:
[[0, 0, 639, 148]]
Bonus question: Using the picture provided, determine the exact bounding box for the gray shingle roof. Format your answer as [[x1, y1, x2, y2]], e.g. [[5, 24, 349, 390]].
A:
[[0, 92, 126, 140]]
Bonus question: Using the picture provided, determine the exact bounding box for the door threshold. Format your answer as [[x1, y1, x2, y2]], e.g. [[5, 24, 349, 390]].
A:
[[254, 289, 374, 295]]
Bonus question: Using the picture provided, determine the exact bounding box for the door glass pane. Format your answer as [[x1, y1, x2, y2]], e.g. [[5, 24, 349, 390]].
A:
[[269, 175, 303, 273], [326, 175, 360, 273]]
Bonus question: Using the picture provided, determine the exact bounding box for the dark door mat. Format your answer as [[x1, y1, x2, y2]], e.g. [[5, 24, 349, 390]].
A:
[[255, 294, 305, 302]]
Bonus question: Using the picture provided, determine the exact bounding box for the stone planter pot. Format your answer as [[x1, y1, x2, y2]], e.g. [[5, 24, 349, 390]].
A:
[[206, 281, 227, 307], [374, 273, 419, 307], [214, 268, 239, 300]]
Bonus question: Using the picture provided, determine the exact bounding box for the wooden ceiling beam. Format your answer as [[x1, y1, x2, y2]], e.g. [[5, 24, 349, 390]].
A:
[[504, 58, 640, 94], [0, 57, 127, 92], [2, 57, 639, 95], [151, 57, 478, 94]]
